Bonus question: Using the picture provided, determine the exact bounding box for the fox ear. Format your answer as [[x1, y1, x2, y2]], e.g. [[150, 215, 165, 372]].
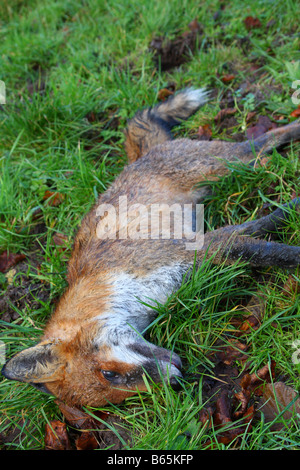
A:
[[1, 342, 63, 384]]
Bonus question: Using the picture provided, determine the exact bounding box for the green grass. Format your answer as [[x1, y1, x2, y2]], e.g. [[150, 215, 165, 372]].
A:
[[1, 0, 300, 450]]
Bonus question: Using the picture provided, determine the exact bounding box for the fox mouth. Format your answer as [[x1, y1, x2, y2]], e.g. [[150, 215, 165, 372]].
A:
[[167, 358, 183, 390], [170, 359, 183, 378], [30, 382, 52, 394], [128, 341, 182, 382], [155, 352, 183, 381], [170, 355, 182, 371]]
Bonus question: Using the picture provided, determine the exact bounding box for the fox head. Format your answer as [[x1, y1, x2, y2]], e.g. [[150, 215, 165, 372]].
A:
[[2, 330, 182, 407], [2, 188, 188, 407], [1, 273, 182, 407]]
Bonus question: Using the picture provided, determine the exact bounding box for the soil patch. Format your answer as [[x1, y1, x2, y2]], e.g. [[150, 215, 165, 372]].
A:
[[0, 260, 50, 323]]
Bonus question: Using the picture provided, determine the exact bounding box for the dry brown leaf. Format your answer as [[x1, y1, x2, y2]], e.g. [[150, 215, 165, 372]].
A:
[[56, 402, 95, 429], [57, 401, 109, 429], [214, 108, 237, 122], [291, 190, 300, 200], [44, 420, 72, 450], [259, 382, 300, 430], [258, 156, 271, 167], [245, 361, 275, 389], [246, 111, 257, 122], [56, 400, 110, 430], [157, 88, 174, 101], [0, 251, 26, 273], [244, 16, 262, 30], [290, 106, 300, 118], [239, 315, 260, 332], [221, 74, 236, 83], [246, 115, 277, 139], [217, 339, 248, 365], [199, 407, 213, 428], [282, 274, 300, 297], [43, 190, 65, 207], [75, 431, 99, 450], [188, 19, 202, 33], [213, 390, 254, 444], [234, 361, 276, 417], [197, 124, 212, 141], [214, 390, 232, 427]]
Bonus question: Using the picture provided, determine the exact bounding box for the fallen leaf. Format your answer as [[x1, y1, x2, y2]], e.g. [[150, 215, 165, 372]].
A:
[[188, 19, 202, 33], [234, 361, 276, 417], [259, 382, 300, 430], [244, 16, 262, 30], [213, 390, 254, 444], [290, 106, 300, 118], [246, 111, 257, 122], [258, 156, 271, 167], [198, 407, 213, 428], [197, 124, 212, 141], [214, 390, 232, 426], [242, 404, 256, 424], [31, 207, 43, 221], [291, 190, 300, 200], [0, 251, 26, 273], [217, 339, 248, 365], [44, 420, 72, 450], [53, 402, 113, 450], [56, 402, 95, 429], [43, 191, 65, 207], [157, 88, 174, 101], [228, 294, 263, 336], [221, 74, 236, 83], [239, 315, 260, 333], [246, 361, 275, 389], [214, 108, 237, 123], [51, 233, 70, 259], [75, 431, 99, 450], [246, 115, 276, 139], [56, 401, 110, 430]]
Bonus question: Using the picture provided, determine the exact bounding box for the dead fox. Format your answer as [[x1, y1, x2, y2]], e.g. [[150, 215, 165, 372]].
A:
[[2, 89, 300, 407]]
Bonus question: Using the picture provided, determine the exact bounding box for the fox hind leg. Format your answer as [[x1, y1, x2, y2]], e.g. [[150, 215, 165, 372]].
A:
[[136, 119, 300, 191], [124, 89, 300, 194], [239, 119, 300, 156]]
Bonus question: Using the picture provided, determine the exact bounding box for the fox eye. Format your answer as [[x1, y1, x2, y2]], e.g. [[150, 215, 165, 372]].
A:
[[101, 369, 120, 381]]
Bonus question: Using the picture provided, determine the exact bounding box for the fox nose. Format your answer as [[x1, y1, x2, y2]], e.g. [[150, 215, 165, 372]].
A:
[[2, 362, 52, 395], [1, 362, 16, 381]]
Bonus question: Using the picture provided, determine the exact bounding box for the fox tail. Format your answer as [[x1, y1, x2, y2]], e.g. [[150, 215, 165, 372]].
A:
[[124, 88, 209, 162]]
